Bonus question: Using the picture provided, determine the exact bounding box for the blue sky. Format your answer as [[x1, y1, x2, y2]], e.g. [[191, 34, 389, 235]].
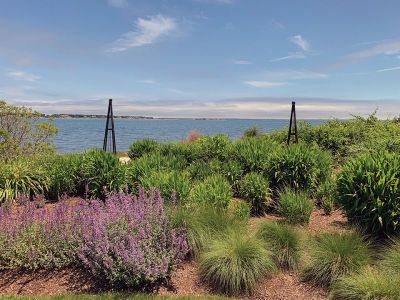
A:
[[1, 0, 400, 118]]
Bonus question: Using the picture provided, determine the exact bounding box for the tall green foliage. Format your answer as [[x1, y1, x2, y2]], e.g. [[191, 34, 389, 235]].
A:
[[189, 175, 232, 209], [337, 151, 400, 235], [239, 172, 271, 215], [128, 139, 160, 159], [0, 159, 49, 203], [81, 149, 124, 199]]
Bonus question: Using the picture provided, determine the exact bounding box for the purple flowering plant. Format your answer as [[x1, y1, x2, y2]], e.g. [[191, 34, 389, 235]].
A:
[[0, 188, 189, 289]]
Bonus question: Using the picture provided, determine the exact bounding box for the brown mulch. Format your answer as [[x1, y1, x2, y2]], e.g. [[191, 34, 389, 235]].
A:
[[0, 267, 99, 296], [251, 272, 327, 300]]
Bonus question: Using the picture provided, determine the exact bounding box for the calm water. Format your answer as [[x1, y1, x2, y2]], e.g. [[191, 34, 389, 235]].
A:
[[53, 118, 324, 153]]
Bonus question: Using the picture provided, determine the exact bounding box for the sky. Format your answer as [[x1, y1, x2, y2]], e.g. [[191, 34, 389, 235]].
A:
[[1, 0, 400, 118]]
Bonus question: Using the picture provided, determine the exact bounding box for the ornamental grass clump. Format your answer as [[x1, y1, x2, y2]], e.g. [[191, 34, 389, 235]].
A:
[[303, 232, 372, 287], [128, 138, 160, 160], [76, 189, 190, 289], [256, 221, 301, 270], [199, 230, 275, 295], [278, 188, 313, 224], [330, 267, 400, 300]]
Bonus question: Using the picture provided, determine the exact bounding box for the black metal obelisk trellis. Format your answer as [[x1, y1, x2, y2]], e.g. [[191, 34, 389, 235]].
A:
[[103, 99, 117, 154], [287, 101, 298, 145]]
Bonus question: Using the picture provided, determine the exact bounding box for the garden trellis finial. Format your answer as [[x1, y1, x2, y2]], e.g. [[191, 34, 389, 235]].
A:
[[287, 101, 298, 145], [103, 99, 116, 154]]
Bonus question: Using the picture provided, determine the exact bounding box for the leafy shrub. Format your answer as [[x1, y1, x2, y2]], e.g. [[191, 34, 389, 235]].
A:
[[220, 160, 243, 195], [189, 175, 232, 209], [158, 142, 193, 163], [303, 232, 372, 287], [228, 199, 251, 220], [230, 137, 277, 173], [337, 151, 400, 235], [77, 190, 189, 289], [186, 130, 203, 142], [0, 159, 49, 204], [268, 143, 332, 193], [168, 205, 244, 257], [43, 154, 83, 200], [239, 172, 271, 215], [199, 230, 275, 295], [242, 126, 261, 139], [128, 138, 160, 160], [125, 153, 186, 193], [185, 159, 222, 181], [0, 201, 78, 269], [316, 177, 337, 215], [330, 267, 400, 300], [139, 170, 191, 204], [191, 134, 231, 161], [278, 189, 313, 224], [81, 149, 124, 199], [256, 221, 301, 270]]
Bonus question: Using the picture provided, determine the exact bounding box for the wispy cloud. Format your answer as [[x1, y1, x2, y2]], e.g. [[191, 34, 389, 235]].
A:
[[107, 0, 128, 8], [138, 79, 157, 84], [244, 81, 288, 88], [326, 40, 400, 71], [263, 69, 327, 80], [107, 15, 178, 52], [270, 52, 306, 62], [376, 66, 400, 72], [289, 35, 310, 51], [270, 19, 285, 30], [233, 60, 252, 65], [6, 70, 41, 82]]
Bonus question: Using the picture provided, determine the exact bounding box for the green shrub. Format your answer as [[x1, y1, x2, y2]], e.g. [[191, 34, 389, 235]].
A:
[[330, 267, 400, 300], [199, 230, 275, 295], [43, 154, 83, 200], [169, 206, 244, 257], [337, 151, 400, 235], [256, 221, 301, 270], [242, 126, 261, 139], [128, 139, 160, 159], [278, 189, 313, 224], [139, 170, 191, 204], [239, 172, 271, 215], [268, 143, 332, 193], [189, 175, 232, 209], [303, 232, 372, 287], [220, 160, 243, 195], [125, 153, 186, 193], [186, 159, 222, 181], [0, 159, 48, 204], [81, 149, 124, 199], [159, 142, 194, 163], [228, 199, 251, 220], [230, 137, 277, 173], [316, 177, 337, 215], [191, 134, 231, 161]]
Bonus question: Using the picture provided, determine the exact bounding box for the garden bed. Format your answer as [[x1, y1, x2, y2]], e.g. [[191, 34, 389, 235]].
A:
[[0, 204, 346, 299]]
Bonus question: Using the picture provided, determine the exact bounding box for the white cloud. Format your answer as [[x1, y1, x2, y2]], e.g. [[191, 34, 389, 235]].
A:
[[376, 66, 400, 72], [107, 0, 128, 8], [289, 35, 310, 51], [138, 79, 157, 84], [233, 60, 252, 65], [270, 52, 306, 62], [244, 81, 288, 88], [6, 70, 40, 82], [107, 15, 177, 52], [262, 69, 327, 80]]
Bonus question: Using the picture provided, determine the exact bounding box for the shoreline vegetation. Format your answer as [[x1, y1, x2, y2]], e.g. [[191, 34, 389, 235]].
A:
[[1, 101, 400, 299]]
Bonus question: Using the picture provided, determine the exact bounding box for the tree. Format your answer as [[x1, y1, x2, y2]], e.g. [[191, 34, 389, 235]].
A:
[[0, 100, 58, 161]]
